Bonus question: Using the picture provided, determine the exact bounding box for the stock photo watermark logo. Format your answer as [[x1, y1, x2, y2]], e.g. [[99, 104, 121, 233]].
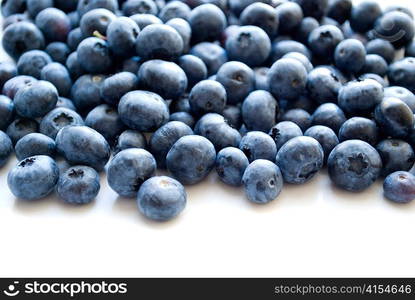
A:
[[2, 281, 128, 297], [371, 12, 413, 46]]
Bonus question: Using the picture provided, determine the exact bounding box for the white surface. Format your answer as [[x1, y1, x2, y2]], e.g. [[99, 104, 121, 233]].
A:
[[1, 0, 415, 278]]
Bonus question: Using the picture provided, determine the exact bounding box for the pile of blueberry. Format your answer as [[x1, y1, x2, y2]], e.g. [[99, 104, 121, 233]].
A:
[[1, 0, 415, 222]]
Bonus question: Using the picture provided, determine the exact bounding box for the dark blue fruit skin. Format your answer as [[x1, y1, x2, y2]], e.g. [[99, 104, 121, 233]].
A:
[[27, 0, 54, 18], [361, 54, 388, 77], [229, 0, 271, 17], [130, 13, 162, 29], [311, 103, 346, 133], [358, 73, 388, 88], [242, 90, 278, 132], [35, 7, 71, 42], [4, 75, 37, 98], [66, 52, 86, 80], [56, 125, 111, 172], [68, 11, 80, 28], [384, 5, 414, 18], [334, 39, 366, 74], [169, 112, 195, 128], [17, 50, 52, 79], [77, 37, 112, 74], [270, 40, 312, 62], [137, 176, 187, 222], [328, 140, 382, 192], [190, 42, 228, 76], [56, 97, 77, 111], [384, 86, 415, 113], [216, 61, 255, 105], [275, 2, 303, 35], [292, 0, 328, 20], [304, 125, 339, 164], [195, 113, 241, 151], [0, 130, 13, 167], [40, 62, 72, 97], [349, 1, 381, 33], [2, 21, 45, 59], [215, 147, 249, 187], [240, 3, 279, 38], [3, 14, 29, 30], [239, 131, 277, 162], [375, 98, 415, 139], [114, 129, 147, 155], [80, 8, 116, 37], [282, 52, 314, 73], [308, 25, 344, 61], [67, 28, 83, 51], [108, 148, 156, 198], [55, 0, 78, 12], [71, 74, 105, 113], [189, 3, 226, 43], [166, 135, 216, 185], [7, 155, 60, 200], [339, 117, 379, 146], [294, 17, 320, 44], [85, 104, 126, 145], [166, 18, 192, 54], [374, 11, 415, 49], [170, 95, 191, 113], [1, 0, 26, 17], [100, 72, 138, 106], [14, 80, 58, 119], [149, 121, 193, 168], [40, 107, 84, 139], [122, 0, 158, 16], [388, 58, 415, 93], [159, 1, 191, 22], [383, 171, 415, 203], [6, 118, 39, 145], [77, 0, 119, 17], [178, 55, 208, 89], [138, 60, 188, 100], [268, 58, 307, 101], [281, 109, 311, 132], [406, 41, 415, 57], [118, 90, 169, 132], [276, 136, 324, 184], [107, 16, 140, 58], [226, 25, 271, 67], [338, 79, 384, 115], [376, 139, 415, 177], [189, 80, 227, 115], [242, 159, 283, 204], [0, 95, 14, 130], [0, 61, 17, 90], [45, 42, 71, 64], [254, 67, 269, 91], [57, 165, 100, 204], [119, 56, 142, 74], [15, 133, 56, 161], [269, 121, 303, 150], [327, 0, 352, 24], [136, 24, 183, 60], [366, 38, 396, 64], [306, 67, 343, 104]]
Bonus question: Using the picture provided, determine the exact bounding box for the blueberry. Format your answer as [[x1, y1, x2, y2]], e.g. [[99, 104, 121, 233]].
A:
[[8, 155, 59, 200], [100, 72, 138, 106], [56, 125, 111, 171], [189, 80, 226, 115], [119, 56, 142, 74], [17, 50, 52, 79], [406, 41, 415, 57], [0, 95, 14, 130], [292, 0, 328, 20], [35, 7, 71, 42], [311, 103, 346, 133], [77, 0, 119, 16], [270, 40, 312, 62], [40, 62, 72, 97], [254, 67, 269, 91], [388, 57, 415, 93], [240, 3, 279, 38], [2, 75, 37, 100], [281, 109, 311, 132], [275, 2, 303, 35], [57, 165, 100, 204], [366, 38, 396, 64], [376, 139, 415, 177], [334, 39, 366, 74], [339, 117, 379, 146], [68, 11, 80, 28], [384, 86, 415, 113], [169, 112, 195, 128], [226, 25, 271, 67], [294, 17, 320, 44], [137, 176, 187, 221], [304, 125, 339, 164], [384, 5, 414, 18], [306, 67, 343, 104], [15, 133, 56, 161], [108, 148, 156, 197], [269, 121, 303, 150], [189, 4, 226, 43], [6, 118, 39, 145], [196, 112, 240, 147], [118, 90, 169, 132], [242, 159, 283, 204], [71, 74, 105, 113], [361, 54, 388, 77], [2, 14, 29, 30], [239, 131, 276, 162], [268, 58, 307, 101], [0, 61, 17, 90], [242, 90, 278, 132], [45, 42, 71, 64], [170, 95, 191, 113], [229, 0, 271, 17], [282, 52, 314, 73], [327, 0, 352, 24], [0, 130, 13, 167], [114, 129, 147, 155], [374, 97, 414, 139], [159, 1, 191, 22], [77, 37, 112, 74], [358, 73, 388, 88], [328, 140, 382, 192], [338, 79, 384, 115], [166, 135, 216, 185], [383, 171, 415, 203], [308, 25, 344, 61], [190, 42, 228, 76], [166, 18, 192, 53], [149, 121, 193, 168], [27, 0, 54, 18], [178, 55, 208, 89], [56, 97, 77, 111], [2, 21, 45, 59], [349, 1, 381, 33], [122, 0, 158, 16], [55, 0, 78, 12], [67, 28, 83, 51], [130, 13, 162, 29], [107, 16, 140, 57], [65, 52, 86, 80], [14, 80, 58, 119], [1, 0, 26, 17], [40, 108, 84, 139], [215, 147, 249, 186]]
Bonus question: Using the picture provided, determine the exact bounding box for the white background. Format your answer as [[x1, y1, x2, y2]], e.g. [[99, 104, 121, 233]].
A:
[[1, 0, 415, 277]]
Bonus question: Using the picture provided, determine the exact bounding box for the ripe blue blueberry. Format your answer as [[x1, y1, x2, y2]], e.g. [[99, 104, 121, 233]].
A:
[[339, 117, 379, 146], [190, 42, 228, 76], [242, 90, 278, 132], [17, 50, 52, 79], [35, 7, 71, 42], [311, 103, 346, 133], [189, 3, 226, 43], [189, 80, 227, 115], [281, 109, 311, 132], [77, 37, 112, 74], [306, 67, 343, 104], [15, 133, 56, 161], [0, 130, 13, 167], [216, 147, 249, 187], [100, 72, 138, 106], [6, 118, 39, 145], [107, 16, 140, 58], [269, 121, 303, 150], [114, 129, 147, 155], [376, 139, 415, 177], [40, 62, 72, 97], [0, 95, 14, 130], [40, 107, 84, 139], [383, 171, 415, 203], [80, 8, 116, 37], [304, 125, 339, 164], [239, 131, 277, 162]]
